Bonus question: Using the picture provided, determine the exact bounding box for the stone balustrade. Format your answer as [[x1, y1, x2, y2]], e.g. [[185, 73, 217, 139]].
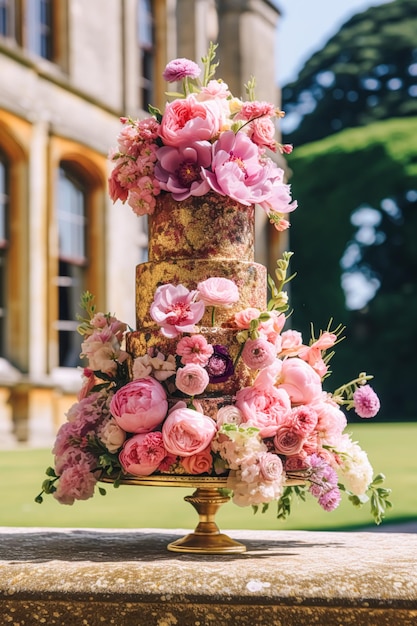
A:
[[1, 527, 416, 625]]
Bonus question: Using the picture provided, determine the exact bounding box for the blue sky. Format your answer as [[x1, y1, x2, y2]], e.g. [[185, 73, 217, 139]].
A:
[[276, 0, 393, 85]]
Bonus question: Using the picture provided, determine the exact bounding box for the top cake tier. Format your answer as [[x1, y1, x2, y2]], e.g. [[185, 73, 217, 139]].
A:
[[149, 193, 255, 262]]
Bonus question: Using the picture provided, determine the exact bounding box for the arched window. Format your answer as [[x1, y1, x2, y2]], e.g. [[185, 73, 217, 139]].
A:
[[0, 152, 9, 357], [137, 0, 154, 109], [55, 165, 87, 368]]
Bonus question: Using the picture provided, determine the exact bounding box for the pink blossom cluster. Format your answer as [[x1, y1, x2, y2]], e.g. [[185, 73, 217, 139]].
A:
[[109, 55, 297, 229]]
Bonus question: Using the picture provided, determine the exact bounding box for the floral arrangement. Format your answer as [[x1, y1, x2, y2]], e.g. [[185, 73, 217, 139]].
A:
[[36, 46, 391, 525], [108, 42, 296, 231]]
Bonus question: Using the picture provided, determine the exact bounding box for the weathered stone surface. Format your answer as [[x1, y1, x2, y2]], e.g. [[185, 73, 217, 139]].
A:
[[1, 527, 417, 625]]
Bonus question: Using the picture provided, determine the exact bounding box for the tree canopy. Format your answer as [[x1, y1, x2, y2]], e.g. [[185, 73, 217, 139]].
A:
[[286, 116, 417, 419], [281, 0, 417, 145]]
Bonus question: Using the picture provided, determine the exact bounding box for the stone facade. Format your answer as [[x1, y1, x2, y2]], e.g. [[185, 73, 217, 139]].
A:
[[0, 0, 282, 446]]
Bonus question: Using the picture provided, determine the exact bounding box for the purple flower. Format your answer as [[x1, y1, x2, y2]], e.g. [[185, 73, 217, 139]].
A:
[[163, 58, 201, 82], [318, 486, 342, 512], [206, 345, 234, 384], [353, 385, 380, 418], [154, 142, 211, 200]]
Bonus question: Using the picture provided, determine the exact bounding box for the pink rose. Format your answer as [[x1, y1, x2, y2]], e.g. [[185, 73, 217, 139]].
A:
[[119, 432, 167, 476], [280, 330, 304, 356], [235, 384, 291, 438], [97, 418, 127, 453], [278, 358, 323, 405], [176, 335, 214, 365], [273, 426, 305, 456], [258, 452, 283, 482], [216, 405, 243, 428], [180, 446, 213, 475], [162, 405, 216, 457], [150, 283, 205, 338], [241, 337, 276, 370], [197, 277, 239, 307], [248, 117, 277, 151], [234, 307, 261, 329], [110, 377, 168, 433], [175, 363, 210, 396]]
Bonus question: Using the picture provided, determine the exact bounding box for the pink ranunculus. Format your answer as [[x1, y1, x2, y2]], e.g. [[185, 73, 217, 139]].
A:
[[353, 385, 380, 418], [162, 58, 201, 82], [162, 405, 216, 457], [235, 384, 291, 438], [241, 337, 277, 370], [154, 142, 212, 200], [258, 451, 283, 482], [110, 377, 168, 433], [197, 277, 239, 307], [119, 432, 167, 476], [175, 363, 210, 396], [273, 425, 305, 456], [159, 96, 222, 147], [150, 283, 205, 338], [176, 334, 214, 366], [180, 446, 213, 475], [234, 307, 261, 329], [278, 358, 323, 405], [216, 405, 244, 428]]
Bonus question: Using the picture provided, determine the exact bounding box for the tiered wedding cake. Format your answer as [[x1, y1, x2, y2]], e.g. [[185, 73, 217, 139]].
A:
[[37, 45, 389, 532]]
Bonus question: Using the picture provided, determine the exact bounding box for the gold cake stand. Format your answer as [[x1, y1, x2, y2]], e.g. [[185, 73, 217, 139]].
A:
[[101, 473, 304, 555]]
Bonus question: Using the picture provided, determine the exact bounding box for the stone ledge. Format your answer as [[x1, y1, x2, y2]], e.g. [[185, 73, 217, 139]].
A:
[[1, 527, 417, 625]]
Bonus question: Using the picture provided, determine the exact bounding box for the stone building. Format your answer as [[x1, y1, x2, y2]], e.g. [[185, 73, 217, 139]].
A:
[[0, 0, 282, 445]]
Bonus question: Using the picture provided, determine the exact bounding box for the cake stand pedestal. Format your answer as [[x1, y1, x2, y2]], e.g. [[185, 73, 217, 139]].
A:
[[101, 475, 246, 554]]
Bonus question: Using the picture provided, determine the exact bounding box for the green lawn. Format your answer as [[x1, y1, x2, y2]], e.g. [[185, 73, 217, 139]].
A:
[[1, 422, 415, 531]]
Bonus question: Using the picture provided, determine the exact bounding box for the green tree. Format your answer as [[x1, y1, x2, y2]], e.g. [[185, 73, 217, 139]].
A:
[[282, 0, 417, 146], [286, 117, 417, 419]]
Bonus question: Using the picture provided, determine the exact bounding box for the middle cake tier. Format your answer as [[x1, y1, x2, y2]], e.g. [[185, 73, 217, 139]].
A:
[[135, 258, 267, 329]]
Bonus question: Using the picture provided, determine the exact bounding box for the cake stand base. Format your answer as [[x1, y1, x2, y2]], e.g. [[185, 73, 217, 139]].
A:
[[167, 487, 246, 554]]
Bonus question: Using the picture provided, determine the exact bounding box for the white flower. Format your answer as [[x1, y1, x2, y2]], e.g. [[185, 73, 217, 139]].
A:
[[337, 435, 374, 496]]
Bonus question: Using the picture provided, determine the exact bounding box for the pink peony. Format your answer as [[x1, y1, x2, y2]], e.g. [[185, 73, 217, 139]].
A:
[[241, 337, 277, 370], [197, 277, 239, 307], [180, 446, 213, 475], [150, 283, 205, 338], [353, 385, 380, 418], [176, 334, 214, 366], [110, 377, 168, 433], [162, 405, 216, 457], [278, 358, 323, 405], [162, 58, 201, 82], [119, 432, 167, 476], [159, 96, 223, 147], [235, 384, 291, 438], [175, 363, 210, 396], [202, 131, 275, 206], [290, 405, 319, 437], [154, 142, 211, 200]]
